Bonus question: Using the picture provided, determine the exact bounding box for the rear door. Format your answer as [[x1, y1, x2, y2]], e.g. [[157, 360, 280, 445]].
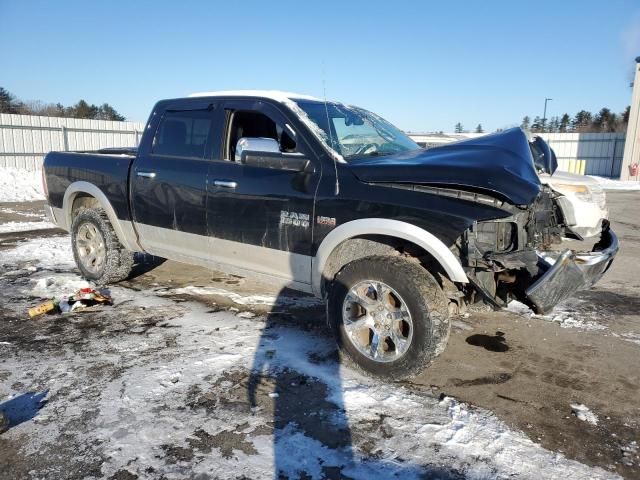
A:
[[131, 101, 221, 261], [206, 99, 321, 287]]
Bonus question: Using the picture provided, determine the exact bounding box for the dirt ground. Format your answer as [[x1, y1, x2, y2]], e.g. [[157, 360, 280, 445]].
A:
[[1, 193, 639, 479]]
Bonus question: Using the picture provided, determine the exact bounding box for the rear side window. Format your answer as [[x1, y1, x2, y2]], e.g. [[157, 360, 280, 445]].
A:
[[152, 110, 212, 159]]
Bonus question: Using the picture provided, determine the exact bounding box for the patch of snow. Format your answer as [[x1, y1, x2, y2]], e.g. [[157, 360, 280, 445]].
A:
[[0, 207, 43, 218], [620, 332, 640, 346], [30, 274, 91, 298], [0, 168, 45, 202], [571, 403, 599, 425], [162, 285, 324, 307], [588, 176, 640, 191], [188, 90, 321, 101], [0, 220, 56, 233], [0, 235, 73, 269], [507, 300, 607, 331], [506, 300, 532, 315], [280, 97, 345, 163]]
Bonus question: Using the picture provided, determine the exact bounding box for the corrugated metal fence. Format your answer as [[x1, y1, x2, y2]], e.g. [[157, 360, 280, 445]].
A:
[[409, 131, 626, 178], [537, 132, 625, 177], [0, 113, 145, 171]]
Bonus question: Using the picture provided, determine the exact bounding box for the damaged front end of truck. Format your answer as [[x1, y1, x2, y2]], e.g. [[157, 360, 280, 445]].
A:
[[454, 131, 618, 314], [463, 185, 618, 314], [350, 127, 618, 314]]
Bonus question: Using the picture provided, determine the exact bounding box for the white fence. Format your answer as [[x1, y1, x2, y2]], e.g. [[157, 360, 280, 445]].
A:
[[409, 131, 627, 178], [0, 113, 145, 171], [538, 132, 625, 177]]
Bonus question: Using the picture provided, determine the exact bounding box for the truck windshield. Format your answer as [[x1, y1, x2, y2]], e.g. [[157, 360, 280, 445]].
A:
[[294, 100, 419, 160]]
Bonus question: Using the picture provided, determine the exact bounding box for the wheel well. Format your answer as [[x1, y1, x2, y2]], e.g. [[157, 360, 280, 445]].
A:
[[320, 234, 451, 296], [71, 194, 100, 221]]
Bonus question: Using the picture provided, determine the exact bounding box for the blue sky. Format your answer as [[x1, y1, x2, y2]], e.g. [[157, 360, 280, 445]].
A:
[[1, 0, 639, 132]]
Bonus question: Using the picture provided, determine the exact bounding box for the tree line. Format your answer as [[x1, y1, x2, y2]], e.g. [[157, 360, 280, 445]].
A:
[[521, 106, 630, 133], [0, 87, 125, 121], [454, 105, 630, 134]]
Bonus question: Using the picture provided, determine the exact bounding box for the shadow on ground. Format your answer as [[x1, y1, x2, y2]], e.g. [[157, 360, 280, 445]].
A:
[[0, 391, 48, 430]]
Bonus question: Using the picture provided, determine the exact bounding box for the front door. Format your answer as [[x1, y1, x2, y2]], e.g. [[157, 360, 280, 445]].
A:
[[206, 99, 320, 286]]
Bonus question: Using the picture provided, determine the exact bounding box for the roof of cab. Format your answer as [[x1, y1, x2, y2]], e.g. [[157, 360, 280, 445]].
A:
[[188, 90, 322, 102]]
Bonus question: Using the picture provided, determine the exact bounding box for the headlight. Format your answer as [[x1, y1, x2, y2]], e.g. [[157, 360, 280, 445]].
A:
[[553, 183, 593, 203]]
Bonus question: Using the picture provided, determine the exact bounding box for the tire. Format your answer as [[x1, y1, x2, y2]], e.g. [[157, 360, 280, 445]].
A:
[[328, 255, 450, 380], [71, 207, 134, 284]]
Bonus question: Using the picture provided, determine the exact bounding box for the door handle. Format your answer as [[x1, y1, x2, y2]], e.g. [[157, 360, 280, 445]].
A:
[[213, 180, 238, 188], [137, 171, 156, 179]]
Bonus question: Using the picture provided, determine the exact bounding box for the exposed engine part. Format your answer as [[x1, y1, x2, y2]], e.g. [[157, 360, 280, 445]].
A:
[[525, 185, 564, 249], [462, 186, 566, 306]]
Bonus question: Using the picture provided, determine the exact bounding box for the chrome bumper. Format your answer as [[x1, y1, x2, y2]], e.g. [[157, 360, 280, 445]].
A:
[[525, 222, 619, 314]]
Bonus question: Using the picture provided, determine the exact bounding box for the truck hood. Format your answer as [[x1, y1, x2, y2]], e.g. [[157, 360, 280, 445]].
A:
[[349, 128, 542, 205]]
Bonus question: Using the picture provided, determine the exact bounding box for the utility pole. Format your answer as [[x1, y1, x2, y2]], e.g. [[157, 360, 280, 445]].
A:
[[542, 98, 552, 131]]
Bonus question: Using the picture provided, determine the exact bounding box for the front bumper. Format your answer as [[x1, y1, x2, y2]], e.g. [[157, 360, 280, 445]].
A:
[[524, 222, 619, 314]]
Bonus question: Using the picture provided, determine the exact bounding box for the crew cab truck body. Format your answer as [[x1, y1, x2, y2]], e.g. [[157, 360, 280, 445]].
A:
[[43, 91, 618, 379]]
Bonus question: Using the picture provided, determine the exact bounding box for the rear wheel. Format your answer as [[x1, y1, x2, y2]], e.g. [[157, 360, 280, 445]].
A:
[[329, 256, 450, 380], [71, 208, 134, 284]]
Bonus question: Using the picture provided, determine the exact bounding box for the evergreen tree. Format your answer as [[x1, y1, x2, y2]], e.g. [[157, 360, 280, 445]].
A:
[[520, 116, 531, 131], [593, 108, 616, 132], [70, 100, 99, 119], [474, 124, 484, 133], [559, 113, 570, 132], [96, 103, 125, 121], [0, 87, 22, 114], [547, 116, 560, 133], [571, 110, 593, 132], [622, 105, 630, 125], [530, 116, 543, 132], [454, 122, 464, 133]]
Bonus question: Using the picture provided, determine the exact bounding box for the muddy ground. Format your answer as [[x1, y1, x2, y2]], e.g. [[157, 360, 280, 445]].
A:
[[0, 193, 639, 479]]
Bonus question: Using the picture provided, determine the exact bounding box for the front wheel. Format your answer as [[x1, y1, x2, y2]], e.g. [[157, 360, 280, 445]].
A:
[[328, 256, 450, 380]]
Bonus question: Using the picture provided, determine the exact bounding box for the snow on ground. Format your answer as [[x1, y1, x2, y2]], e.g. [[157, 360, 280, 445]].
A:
[[507, 299, 607, 331], [612, 331, 640, 346], [571, 404, 599, 425], [0, 235, 74, 269], [0, 220, 55, 233], [0, 235, 620, 479], [0, 167, 45, 202], [162, 285, 324, 307], [589, 176, 640, 191], [0, 207, 43, 218], [30, 274, 92, 298]]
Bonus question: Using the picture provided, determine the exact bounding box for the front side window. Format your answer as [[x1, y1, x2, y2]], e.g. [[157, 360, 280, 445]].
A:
[[226, 110, 297, 161], [153, 110, 213, 159], [293, 100, 419, 160]]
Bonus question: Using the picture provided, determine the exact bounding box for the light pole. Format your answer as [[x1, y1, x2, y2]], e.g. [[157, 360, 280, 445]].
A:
[[542, 98, 552, 130]]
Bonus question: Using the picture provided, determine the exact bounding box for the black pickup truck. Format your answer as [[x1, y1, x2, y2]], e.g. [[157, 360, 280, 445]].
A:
[[43, 90, 618, 379]]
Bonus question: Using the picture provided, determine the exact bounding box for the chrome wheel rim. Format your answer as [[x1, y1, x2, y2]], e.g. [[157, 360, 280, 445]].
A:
[[75, 222, 106, 275], [341, 280, 413, 363]]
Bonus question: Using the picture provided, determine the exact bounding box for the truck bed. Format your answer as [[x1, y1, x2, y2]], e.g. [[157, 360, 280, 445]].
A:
[[44, 150, 136, 223]]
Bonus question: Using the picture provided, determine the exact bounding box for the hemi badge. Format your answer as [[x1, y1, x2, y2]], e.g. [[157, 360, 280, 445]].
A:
[[317, 216, 336, 227]]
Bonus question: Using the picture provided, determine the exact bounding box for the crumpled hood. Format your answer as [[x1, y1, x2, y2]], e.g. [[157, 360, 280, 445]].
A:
[[349, 128, 542, 205]]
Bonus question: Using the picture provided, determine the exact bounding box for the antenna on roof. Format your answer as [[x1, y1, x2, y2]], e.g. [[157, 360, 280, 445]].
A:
[[322, 61, 340, 195]]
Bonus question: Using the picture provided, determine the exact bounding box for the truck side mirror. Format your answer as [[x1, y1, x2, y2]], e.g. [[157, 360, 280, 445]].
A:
[[236, 137, 309, 172]]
